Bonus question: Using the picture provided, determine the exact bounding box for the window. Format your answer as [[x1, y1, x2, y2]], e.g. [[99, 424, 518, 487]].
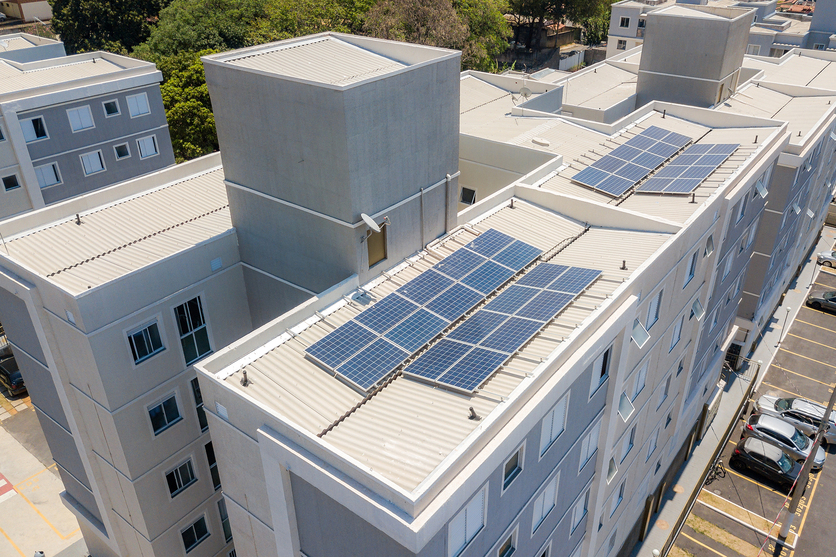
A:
[[618, 392, 635, 422], [229, 551, 237, 557], [127, 92, 151, 117], [103, 99, 120, 117], [606, 457, 618, 483], [579, 421, 601, 471], [676, 358, 685, 376], [670, 315, 683, 352], [746, 44, 760, 55], [540, 394, 567, 455], [497, 529, 517, 557], [67, 106, 94, 132], [166, 459, 196, 497], [80, 150, 105, 176], [646, 289, 663, 329], [737, 196, 748, 222], [21, 117, 48, 142], [704, 235, 714, 257], [710, 308, 719, 330], [175, 296, 211, 365], [571, 490, 589, 532], [503, 444, 524, 490], [814, 43, 826, 51], [722, 254, 733, 280], [181, 516, 209, 553], [218, 499, 232, 543], [610, 481, 625, 516], [684, 251, 698, 287], [657, 375, 671, 409], [620, 425, 636, 462], [128, 321, 164, 364], [589, 347, 611, 397], [690, 298, 705, 321], [34, 163, 61, 188], [620, 17, 630, 28], [448, 485, 486, 557], [114, 143, 130, 160], [532, 475, 558, 533], [367, 223, 387, 267], [205, 442, 221, 490], [637, 18, 646, 28], [137, 135, 159, 159], [608, 531, 617, 554], [0, 125, 4, 141], [631, 319, 650, 349], [630, 362, 647, 401], [191, 378, 208, 432], [149, 394, 181, 435], [646, 428, 659, 461], [616, 39, 627, 50], [2, 175, 20, 191], [666, 412, 673, 428], [746, 224, 757, 248], [460, 187, 477, 205]]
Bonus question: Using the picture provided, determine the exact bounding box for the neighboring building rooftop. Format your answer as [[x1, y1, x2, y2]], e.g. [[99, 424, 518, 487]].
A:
[[744, 50, 836, 87]]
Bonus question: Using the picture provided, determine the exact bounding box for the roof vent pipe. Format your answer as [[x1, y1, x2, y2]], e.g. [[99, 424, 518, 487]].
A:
[[620, 259, 628, 270], [240, 370, 250, 387], [754, 135, 758, 143], [690, 192, 697, 204], [75, 214, 82, 225], [510, 198, 515, 209], [468, 406, 481, 420], [662, 109, 666, 119]]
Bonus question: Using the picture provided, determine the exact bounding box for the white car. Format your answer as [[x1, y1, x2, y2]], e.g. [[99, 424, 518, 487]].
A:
[[0, 13, 6, 21], [817, 250, 836, 267], [754, 394, 836, 444]]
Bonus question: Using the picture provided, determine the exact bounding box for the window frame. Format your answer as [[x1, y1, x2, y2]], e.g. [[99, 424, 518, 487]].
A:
[[669, 315, 684, 352], [460, 186, 477, 206], [0, 125, 5, 141], [2, 174, 20, 191], [79, 149, 106, 176], [137, 134, 160, 159], [147, 392, 182, 436], [218, 498, 233, 543], [539, 393, 568, 457], [21, 116, 49, 143], [629, 360, 648, 402], [126, 92, 151, 118], [684, 251, 698, 287], [126, 319, 165, 365], [531, 472, 559, 534], [657, 374, 672, 409], [571, 490, 590, 533], [173, 295, 212, 366], [616, 39, 627, 50], [66, 105, 95, 133], [33, 162, 61, 188], [205, 442, 221, 490], [165, 458, 197, 498], [579, 420, 602, 472], [102, 99, 121, 118], [496, 525, 518, 557], [646, 289, 663, 330], [646, 428, 659, 462], [191, 377, 208, 432], [619, 17, 630, 28], [502, 441, 525, 493], [620, 425, 636, 463], [448, 484, 488, 557], [180, 514, 210, 554], [610, 480, 626, 517], [589, 346, 612, 398], [114, 142, 131, 160]]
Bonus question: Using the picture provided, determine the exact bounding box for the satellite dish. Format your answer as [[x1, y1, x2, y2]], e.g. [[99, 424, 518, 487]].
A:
[[361, 213, 380, 233], [520, 86, 532, 99], [0, 41, 8, 51]]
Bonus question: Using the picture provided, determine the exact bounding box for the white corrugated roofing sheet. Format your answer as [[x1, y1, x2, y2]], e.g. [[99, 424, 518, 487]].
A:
[[4, 168, 231, 294], [0, 58, 124, 94], [0, 36, 36, 52], [226, 36, 406, 86]]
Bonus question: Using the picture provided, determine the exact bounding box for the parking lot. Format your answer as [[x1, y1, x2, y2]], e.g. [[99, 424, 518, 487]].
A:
[[672, 267, 836, 557]]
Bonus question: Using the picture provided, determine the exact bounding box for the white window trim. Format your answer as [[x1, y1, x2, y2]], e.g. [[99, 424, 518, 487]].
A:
[[610, 481, 626, 517], [460, 186, 477, 206], [669, 315, 684, 352], [495, 524, 519, 557], [2, 173, 21, 191], [448, 483, 488, 557], [646, 288, 663, 330], [683, 251, 698, 288], [571, 490, 590, 533], [531, 471, 559, 535], [620, 17, 630, 28], [147, 391, 182, 436], [125, 316, 166, 366], [617, 39, 627, 50], [165, 457, 197, 498], [79, 150, 106, 176], [127, 92, 151, 118], [33, 162, 62, 189], [588, 346, 612, 399], [181, 513, 210, 553], [137, 134, 160, 160], [114, 142, 131, 160], [21, 116, 49, 143], [579, 419, 602, 472], [66, 105, 95, 133], [539, 392, 569, 458], [501, 440, 525, 494], [172, 294, 213, 366], [102, 99, 121, 118]]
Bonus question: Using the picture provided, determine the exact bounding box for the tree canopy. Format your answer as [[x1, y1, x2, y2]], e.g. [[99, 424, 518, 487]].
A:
[[508, 0, 609, 49]]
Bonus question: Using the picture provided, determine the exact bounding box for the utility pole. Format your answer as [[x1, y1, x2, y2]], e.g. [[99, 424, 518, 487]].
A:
[[779, 383, 836, 538]]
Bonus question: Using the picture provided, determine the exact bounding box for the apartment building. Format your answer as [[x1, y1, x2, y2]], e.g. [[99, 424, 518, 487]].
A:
[[0, 47, 174, 220]]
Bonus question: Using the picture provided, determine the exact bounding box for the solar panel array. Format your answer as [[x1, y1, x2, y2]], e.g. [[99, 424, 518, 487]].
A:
[[572, 126, 691, 197], [404, 264, 602, 392], [305, 229, 542, 391], [636, 143, 739, 194]]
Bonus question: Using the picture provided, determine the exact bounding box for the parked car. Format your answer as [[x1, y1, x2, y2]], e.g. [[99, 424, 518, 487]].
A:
[[729, 438, 802, 491], [806, 290, 836, 312], [0, 357, 25, 396], [754, 394, 836, 444], [817, 250, 836, 267], [742, 413, 826, 470]]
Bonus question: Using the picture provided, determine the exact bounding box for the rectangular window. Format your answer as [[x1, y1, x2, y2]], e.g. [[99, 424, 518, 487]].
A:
[[79, 150, 105, 176], [618, 392, 635, 422], [166, 459, 196, 497], [191, 377, 208, 432], [2, 175, 20, 191], [737, 196, 748, 222], [497, 529, 517, 557], [684, 251, 698, 287], [218, 499, 232, 543], [128, 321, 164, 364], [620, 17, 630, 28], [367, 224, 387, 267], [690, 298, 705, 321], [722, 254, 733, 280], [670, 315, 683, 352], [620, 425, 636, 462], [114, 143, 130, 160], [21, 117, 48, 142], [631, 319, 650, 349], [149, 394, 181, 435], [646, 428, 659, 461], [127, 92, 151, 117], [34, 163, 60, 188], [704, 235, 714, 257], [67, 106, 94, 132], [103, 99, 120, 117], [460, 187, 477, 205], [448, 485, 486, 557], [646, 289, 663, 329], [532, 475, 558, 533], [746, 44, 760, 55], [206, 442, 221, 490], [657, 375, 671, 409], [815, 43, 826, 51], [579, 421, 601, 471], [503, 445, 524, 490], [0, 126, 4, 141], [608, 531, 617, 554], [175, 296, 211, 365], [571, 490, 589, 532], [137, 135, 159, 159], [181, 516, 209, 553], [617, 39, 627, 50], [540, 394, 567, 455], [610, 481, 625, 516], [589, 347, 611, 397], [606, 457, 618, 483], [630, 362, 647, 401]]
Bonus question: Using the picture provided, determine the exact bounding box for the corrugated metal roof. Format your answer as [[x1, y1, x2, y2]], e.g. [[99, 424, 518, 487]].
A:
[[561, 63, 637, 108], [0, 36, 36, 52], [0, 58, 124, 95], [225, 36, 406, 86], [3, 168, 231, 294], [460, 75, 510, 114]]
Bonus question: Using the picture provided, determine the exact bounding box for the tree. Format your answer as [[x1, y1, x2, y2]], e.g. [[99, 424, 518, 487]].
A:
[[508, 0, 608, 50], [455, 0, 512, 72], [49, 0, 169, 54], [575, 0, 615, 46]]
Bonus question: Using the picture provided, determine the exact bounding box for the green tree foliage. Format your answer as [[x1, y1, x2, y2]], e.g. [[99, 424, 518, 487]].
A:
[[509, 0, 609, 49], [49, 0, 169, 54], [455, 0, 512, 72], [576, 0, 615, 46]]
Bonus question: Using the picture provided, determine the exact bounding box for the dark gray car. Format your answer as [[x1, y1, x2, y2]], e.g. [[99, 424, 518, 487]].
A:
[[807, 290, 836, 312], [730, 438, 802, 492], [742, 414, 826, 470]]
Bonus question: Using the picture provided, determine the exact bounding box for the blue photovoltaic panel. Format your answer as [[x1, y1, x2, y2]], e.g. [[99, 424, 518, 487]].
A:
[[483, 285, 540, 316], [590, 156, 628, 173], [448, 310, 509, 344], [384, 309, 448, 353], [493, 240, 543, 271], [306, 320, 377, 369], [480, 317, 544, 353], [633, 152, 666, 170], [665, 178, 703, 193], [710, 144, 738, 155], [647, 141, 679, 158], [516, 263, 569, 288], [637, 177, 669, 192], [684, 144, 712, 155], [461, 261, 516, 294], [335, 338, 408, 391], [425, 283, 483, 321], [466, 228, 515, 258], [669, 154, 702, 166], [405, 339, 472, 379], [642, 126, 669, 140], [515, 290, 574, 321], [396, 269, 454, 305], [547, 267, 602, 294], [637, 143, 738, 195], [661, 131, 691, 148], [572, 167, 609, 187], [436, 348, 509, 392], [433, 248, 486, 280], [354, 293, 419, 334], [608, 144, 643, 161], [614, 163, 650, 182], [596, 174, 635, 197]]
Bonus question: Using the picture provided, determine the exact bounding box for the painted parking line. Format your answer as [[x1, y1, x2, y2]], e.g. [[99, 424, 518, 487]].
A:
[[679, 532, 732, 557], [777, 348, 836, 371], [791, 466, 824, 557], [795, 318, 836, 335], [787, 332, 836, 352], [800, 305, 836, 317], [0, 526, 24, 557], [760, 381, 829, 407], [726, 466, 786, 494], [12, 468, 76, 540], [770, 363, 835, 387]]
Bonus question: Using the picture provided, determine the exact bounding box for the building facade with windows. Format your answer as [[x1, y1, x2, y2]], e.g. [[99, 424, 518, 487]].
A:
[[0, 50, 174, 220]]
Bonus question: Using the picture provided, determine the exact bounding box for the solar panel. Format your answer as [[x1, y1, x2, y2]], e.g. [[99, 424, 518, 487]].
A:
[[480, 317, 543, 353], [637, 177, 669, 192], [547, 267, 602, 294], [460, 261, 516, 294], [516, 263, 569, 288], [336, 339, 408, 391], [483, 285, 540, 315], [572, 167, 609, 187], [636, 143, 738, 195], [661, 131, 691, 147], [466, 228, 515, 257], [405, 339, 471, 379], [425, 283, 483, 320], [354, 293, 420, 334], [433, 248, 486, 280], [435, 348, 509, 392], [396, 269, 454, 305], [493, 240, 543, 271], [384, 309, 448, 352], [515, 290, 574, 321], [447, 310, 509, 344], [306, 321, 377, 369], [595, 174, 635, 197]]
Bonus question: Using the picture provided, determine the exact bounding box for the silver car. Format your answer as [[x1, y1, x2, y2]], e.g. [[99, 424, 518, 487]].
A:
[[806, 290, 836, 312], [817, 250, 836, 267], [754, 394, 836, 444], [742, 413, 826, 470]]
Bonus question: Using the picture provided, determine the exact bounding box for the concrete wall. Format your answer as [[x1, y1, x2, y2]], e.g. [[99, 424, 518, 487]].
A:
[[811, 0, 836, 33]]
